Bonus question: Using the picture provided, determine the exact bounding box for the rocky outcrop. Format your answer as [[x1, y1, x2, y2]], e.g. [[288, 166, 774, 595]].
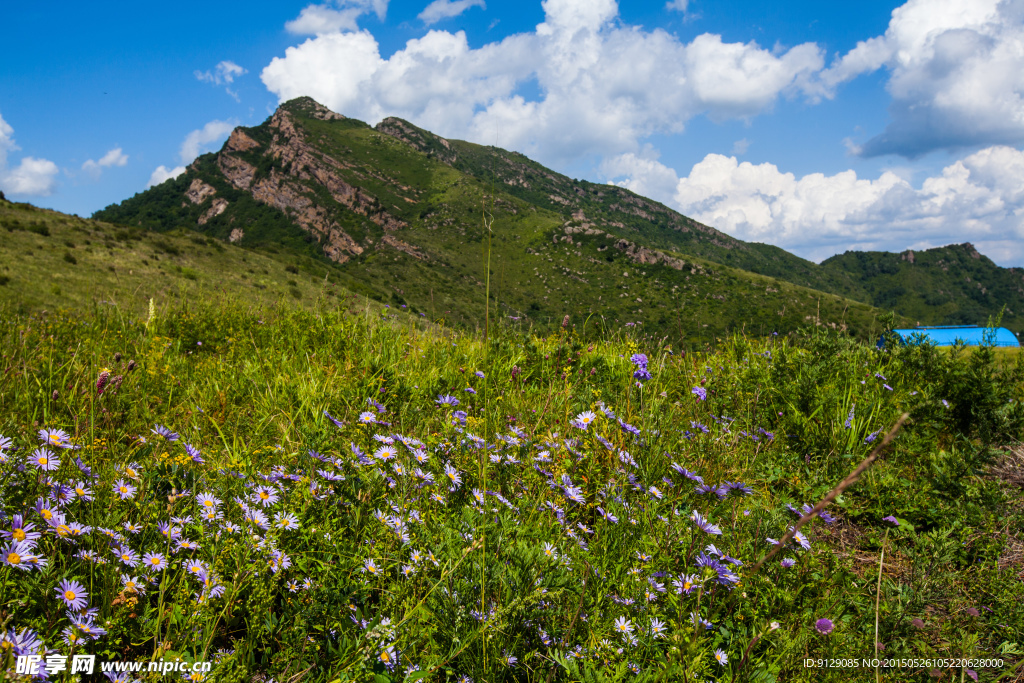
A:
[[198, 198, 228, 225], [228, 228, 244, 243], [381, 235, 427, 261], [245, 169, 364, 263], [614, 239, 688, 270], [224, 129, 260, 153], [210, 108, 415, 263], [375, 117, 458, 165], [559, 222, 691, 271], [217, 154, 257, 190], [185, 179, 217, 205], [293, 98, 346, 121]]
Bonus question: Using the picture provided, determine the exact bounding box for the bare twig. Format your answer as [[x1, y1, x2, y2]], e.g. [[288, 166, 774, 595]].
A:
[[748, 413, 909, 577]]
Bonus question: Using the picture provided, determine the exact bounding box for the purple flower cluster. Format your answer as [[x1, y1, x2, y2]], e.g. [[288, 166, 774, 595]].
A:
[[630, 353, 651, 382]]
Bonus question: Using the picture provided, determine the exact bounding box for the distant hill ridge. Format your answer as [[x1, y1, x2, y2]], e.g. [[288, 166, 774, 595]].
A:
[[89, 97, 1022, 339]]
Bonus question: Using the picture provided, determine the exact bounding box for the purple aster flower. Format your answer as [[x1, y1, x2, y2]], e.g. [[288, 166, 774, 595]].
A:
[[38, 428, 72, 449], [692, 386, 707, 401], [882, 515, 899, 526], [157, 521, 181, 542], [113, 479, 136, 500], [691, 510, 722, 535], [275, 512, 300, 530], [791, 528, 811, 550], [34, 497, 57, 522], [728, 481, 754, 496], [443, 462, 462, 487], [3, 627, 45, 657], [31, 448, 59, 471], [115, 547, 138, 567], [2, 515, 41, 545], [269, 550, 291, 574], [150, 424, 179, 441], [184, 443, 204, 463], [323, 410, 345, 429], [72, 481, 93, 501], [815, 618, 834, 634], [436, 394, 460, 407], [253, 486, 279, 507], [618, 419, 641, 436], [474, 370, 485, 378], [142, 552, 167, 571], [196, 493, 221, 510], [575, 410, 597, 427], [781, 558, 795, 568], [57, 579, 89, 610], [2, 540, 39, 571], [377, 645, 398, 671]]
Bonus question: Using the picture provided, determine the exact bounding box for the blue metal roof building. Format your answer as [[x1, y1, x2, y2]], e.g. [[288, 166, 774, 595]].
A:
[[881, 325, 1020, 348]]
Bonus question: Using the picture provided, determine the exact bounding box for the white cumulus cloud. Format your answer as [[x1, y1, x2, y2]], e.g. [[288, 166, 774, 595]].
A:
[[82, 147, 128, 179], [0, 112, 59, 197], [418, 0, 486, 26], [195, 60, 247, 86], [286, 0, 388, 35], [262, 0, 824, 167], [145, 119, 237, 190], [819, 0, 1024, 157], [179, 119, 239, 164], [665, 0, 688, 11], [196, 61, 248, 101], [146, 165, 187, 188], [602, 145, 1024, 265]]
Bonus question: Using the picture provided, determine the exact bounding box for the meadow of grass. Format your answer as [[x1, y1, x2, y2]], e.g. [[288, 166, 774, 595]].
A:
[[0, 298, 1022, 682]]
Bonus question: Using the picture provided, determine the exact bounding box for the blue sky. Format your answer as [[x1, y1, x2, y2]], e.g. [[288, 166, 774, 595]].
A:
[[3, 0, 1023, 265]]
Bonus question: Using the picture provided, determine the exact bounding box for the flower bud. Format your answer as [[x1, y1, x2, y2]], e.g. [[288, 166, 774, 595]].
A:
[[96, 371, 110, 395]]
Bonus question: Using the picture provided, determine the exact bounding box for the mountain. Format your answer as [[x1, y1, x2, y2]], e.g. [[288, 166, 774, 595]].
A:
[[821, 244, 1024, 333], [92, 97, 904, 342]]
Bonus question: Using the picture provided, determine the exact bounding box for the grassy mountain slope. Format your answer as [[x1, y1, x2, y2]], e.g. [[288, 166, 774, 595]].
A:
[[93, 97, 899, 343], [0, 196, 378, 318], [373, 115, 864, 295], [821, 244, 1024, 334]]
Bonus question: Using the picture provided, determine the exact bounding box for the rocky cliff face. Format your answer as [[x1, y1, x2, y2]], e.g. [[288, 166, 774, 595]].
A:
[[202, 108, 418, 263]]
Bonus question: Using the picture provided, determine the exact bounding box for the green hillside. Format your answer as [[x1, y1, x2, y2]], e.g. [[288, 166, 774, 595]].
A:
[[92, 97, 894, 344], [0, 196, 380, 319], [821, 244, 1024, 334]]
